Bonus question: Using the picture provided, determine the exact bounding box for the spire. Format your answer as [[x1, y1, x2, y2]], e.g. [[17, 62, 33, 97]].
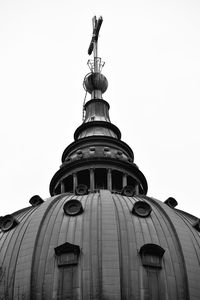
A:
[[49, 16, 148, 197], [77, 16, 119, 140]]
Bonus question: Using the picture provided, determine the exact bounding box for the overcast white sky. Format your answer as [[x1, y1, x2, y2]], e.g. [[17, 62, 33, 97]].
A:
[[0, 0, 200, 216]]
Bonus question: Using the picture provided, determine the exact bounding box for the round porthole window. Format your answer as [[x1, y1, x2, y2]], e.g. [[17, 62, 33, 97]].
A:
[[1, 215, 19, 232], [121, 185, 135, 197], [75, 184, 88, 195], [63, 200, 83, 216], [132, 201, 152, 217], [29, 195, 44, 207], [164, 197, 178, 208]]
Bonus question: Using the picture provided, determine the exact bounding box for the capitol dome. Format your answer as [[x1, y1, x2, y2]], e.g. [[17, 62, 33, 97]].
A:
[[0, 16, 200, 300]]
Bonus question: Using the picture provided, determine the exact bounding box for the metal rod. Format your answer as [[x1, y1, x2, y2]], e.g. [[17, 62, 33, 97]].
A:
[[92, 16, 98, 73], [94, 39, 97, 70]]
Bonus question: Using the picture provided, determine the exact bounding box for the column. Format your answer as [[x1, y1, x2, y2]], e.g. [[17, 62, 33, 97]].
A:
[[135, 184, 139, 195], [107, 169, 112, 191], [122, 173, 127, 188], [61, 181, 65, 193], [90, 168, 94, 192], [73, 173, 77, 193]]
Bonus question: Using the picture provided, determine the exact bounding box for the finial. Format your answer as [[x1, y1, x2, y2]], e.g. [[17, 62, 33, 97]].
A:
[[87, 16, 105, 73], [82, 16, 108, 120]]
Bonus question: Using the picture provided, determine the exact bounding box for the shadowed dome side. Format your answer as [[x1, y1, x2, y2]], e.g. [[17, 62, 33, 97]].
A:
[[1, 191, 200, 299]]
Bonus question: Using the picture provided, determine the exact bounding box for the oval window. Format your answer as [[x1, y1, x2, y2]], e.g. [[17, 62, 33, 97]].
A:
[[1, 215, 19, 232], [75, 184, 88, 195], [132, 201, 152, 217], [63, 199, 83, 216]]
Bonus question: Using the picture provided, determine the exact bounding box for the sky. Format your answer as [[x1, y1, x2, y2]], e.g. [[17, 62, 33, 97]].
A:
[[0, 0, 200, 216]]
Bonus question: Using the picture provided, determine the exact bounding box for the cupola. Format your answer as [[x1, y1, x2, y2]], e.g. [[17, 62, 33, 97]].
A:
[[49, 16, 148, 197]]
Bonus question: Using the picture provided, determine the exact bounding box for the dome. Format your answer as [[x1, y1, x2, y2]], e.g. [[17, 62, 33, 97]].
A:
[[0, 192, 200, 299], [1, 16, 200, 300]]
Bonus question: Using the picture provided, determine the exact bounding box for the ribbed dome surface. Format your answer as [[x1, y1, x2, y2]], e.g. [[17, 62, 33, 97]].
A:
[[1, 191, 200, 299]]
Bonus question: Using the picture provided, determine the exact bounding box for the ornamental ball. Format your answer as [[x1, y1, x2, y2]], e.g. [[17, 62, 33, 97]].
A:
[[84, 73, 108, 94]]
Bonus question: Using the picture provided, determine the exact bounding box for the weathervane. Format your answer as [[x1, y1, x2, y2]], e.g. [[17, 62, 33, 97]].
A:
[[87, 16, 104, 73]]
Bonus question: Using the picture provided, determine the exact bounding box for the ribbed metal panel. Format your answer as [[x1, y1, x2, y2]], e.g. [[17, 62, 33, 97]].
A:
[[0, 206, 36, 298], [1, 192, 200, 299], [84, 99, 110, 123], [78, 127, 117, 139]]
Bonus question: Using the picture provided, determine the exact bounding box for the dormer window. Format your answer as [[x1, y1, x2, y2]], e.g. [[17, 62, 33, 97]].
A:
[[54, 242, 80, 267], [139, 244, 165, 268]]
